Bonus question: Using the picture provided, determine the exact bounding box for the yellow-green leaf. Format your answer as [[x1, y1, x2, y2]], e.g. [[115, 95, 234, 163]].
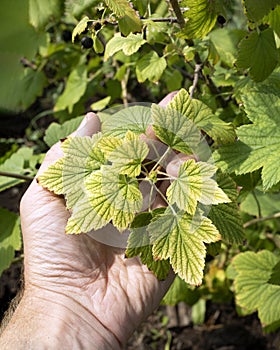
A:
[[167, 159, 230, 215]]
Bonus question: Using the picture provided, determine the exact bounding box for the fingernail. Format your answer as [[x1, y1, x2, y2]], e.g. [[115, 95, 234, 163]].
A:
[[75, 112, 101, 137]]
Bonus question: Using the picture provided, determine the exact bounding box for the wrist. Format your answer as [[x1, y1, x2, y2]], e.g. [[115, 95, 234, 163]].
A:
[[1, 287, 122, 350]]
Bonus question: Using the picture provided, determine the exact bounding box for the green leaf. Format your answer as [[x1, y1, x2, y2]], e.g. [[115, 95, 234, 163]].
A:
[[19, 69, 47, 109], [209, 28, 247, 67], [240, 188, 280, 218], [126, 212, 171, 280], [84, 167, 143, 230], [65, 0, 96, 19], [0, 208, 21, 276], [162, 275, 200, 305], [104, 0, 141, 34], [236, 28, 278, 82], [104, 33, 146, 61], [233, 250, 280, 328], [180, 0, 220, 39], [29, 0, 62, 29], [191, 99, 236, 144], [166, 159, 230, 215], [72, 16, 89, 43], [101, 105, 152, 137], [151, 104, 201, 155], [0, 148, 37, 192], [54, 61, 88, 113], [214, 89, 280, 190], [90, 96, 111, 111], [136, 51, 167, 83], [208, 172, 244, 245], [244, 0, 279, 22], [264, 5, 280, 38], [44, 115, 84, 147], [104, 132, 149, 177], [192, 299, 206, 325], [149, 208, 221, 285]]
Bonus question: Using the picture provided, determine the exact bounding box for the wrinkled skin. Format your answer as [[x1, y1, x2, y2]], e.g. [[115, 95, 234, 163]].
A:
[[17, 93, 181, 348]]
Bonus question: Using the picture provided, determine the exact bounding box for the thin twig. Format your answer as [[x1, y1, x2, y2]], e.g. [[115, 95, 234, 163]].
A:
[[190, 63, 202, 98], [0, 171, 34, 181], [169, 0, 185, 28], [243, 212, 280, 228]]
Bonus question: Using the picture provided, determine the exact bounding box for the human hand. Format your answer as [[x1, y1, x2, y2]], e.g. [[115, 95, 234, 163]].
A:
[[17, 94, 180, 349]]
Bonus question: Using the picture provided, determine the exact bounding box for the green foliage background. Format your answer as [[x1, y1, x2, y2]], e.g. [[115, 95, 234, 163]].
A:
[[1, 0, 280, 333]]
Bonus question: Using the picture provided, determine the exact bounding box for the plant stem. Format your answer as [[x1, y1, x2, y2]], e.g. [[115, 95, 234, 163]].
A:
[[142, 17, 178, 23], [243, 212, 280, 228], [169, 0, 185, 28], [0, 171, 34, 181], [190, 63, 202, 98]]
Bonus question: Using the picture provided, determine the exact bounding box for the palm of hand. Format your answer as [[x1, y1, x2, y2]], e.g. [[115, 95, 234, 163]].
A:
[[20, 115, 173, 345]]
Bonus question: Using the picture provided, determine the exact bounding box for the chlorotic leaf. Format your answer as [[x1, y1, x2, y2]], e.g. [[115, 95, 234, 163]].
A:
[[136, 51, 166, 83], [149, 208, 221, 285], [191, 99, 236, 144], [180, 0, 219, 39], [214, 88, 280, 190], [72, 16, 89, 42], [151, 104, 201, 154], [106, 132, 149, 177], [166, 159, 230, 215], [85, 166, 143, 230], [236, 28, 278, 82], [101, 105, 152, 137], [104, 33, 146, 61], [233, 251, 280, 329], [0, 208, 21, 276]]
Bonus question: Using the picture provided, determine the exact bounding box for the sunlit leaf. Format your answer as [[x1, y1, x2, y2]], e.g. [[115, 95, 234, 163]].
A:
[[72, 16, 89, 42], [180, 0, 220, 39], [191, 99, 236, 144], [104, 33, 146, 61], [106, 132, 149, 177], [85, 166, 143, 230], [151, 104, 201, 154], [236, 28, 278, 82], [150, 208, 221, 285], [101, 106, 152, 137], [214, 88, 280, 189], [167, 159, 230, 215], [104, 0, 141, 34], [136, 51, 166, 83], [233, 251, 280, 329]]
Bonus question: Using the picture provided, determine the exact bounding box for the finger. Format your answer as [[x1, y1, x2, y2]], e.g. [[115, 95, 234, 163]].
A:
[[37, 113, 100, 175], [158, 91, 178, 107], [166, 154, 198, 177]]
